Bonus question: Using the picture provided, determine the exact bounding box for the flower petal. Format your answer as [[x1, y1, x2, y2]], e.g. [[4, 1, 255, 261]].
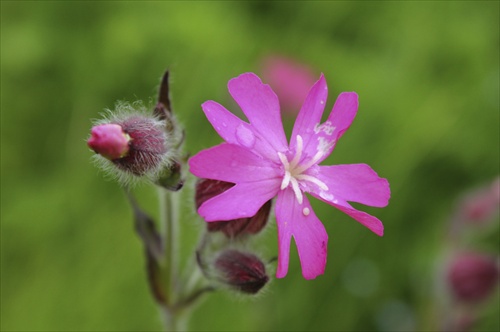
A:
[[301, 92, 358, 165], [316, 164, 390, 207], [275, 188, 328, 279], [332, 202, 384, 236], [290, 74, 328, 154], [327, 92, 359, 141], [201, 100, 281, 161], [188, 143, 279, 183], [309, 188, 384, 236], [201, 100, 246, 144], [198, 179, 280, 222], [228, 73, 288, 152]]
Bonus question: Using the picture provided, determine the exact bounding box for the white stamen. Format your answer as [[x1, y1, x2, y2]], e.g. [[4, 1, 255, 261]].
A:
[[290, 178, 303, 204], [278, 152, 289, 168], [296, 174, 329, 191], [295, 150, 324, 174], [278, 134, 330, 206], [281, 170, 291, 190], [303, 207, 310, 216], [289, 135, 303, 167]]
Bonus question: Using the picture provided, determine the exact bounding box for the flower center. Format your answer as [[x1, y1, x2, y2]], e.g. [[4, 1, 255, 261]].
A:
[[278, 135, 328, 205]]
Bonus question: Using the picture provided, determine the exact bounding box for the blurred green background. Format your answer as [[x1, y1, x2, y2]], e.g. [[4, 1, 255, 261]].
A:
[[1, 1, 499, 331]]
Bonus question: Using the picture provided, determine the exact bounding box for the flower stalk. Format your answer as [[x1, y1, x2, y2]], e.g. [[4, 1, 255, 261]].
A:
[[158, 187, 179, 307]]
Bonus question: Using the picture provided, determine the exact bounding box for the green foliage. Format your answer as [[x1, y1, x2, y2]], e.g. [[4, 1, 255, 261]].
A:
[[1, 1, 498, 331]]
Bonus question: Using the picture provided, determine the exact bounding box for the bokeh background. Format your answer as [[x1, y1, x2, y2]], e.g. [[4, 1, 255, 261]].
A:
[[1, 1, 499, 331]]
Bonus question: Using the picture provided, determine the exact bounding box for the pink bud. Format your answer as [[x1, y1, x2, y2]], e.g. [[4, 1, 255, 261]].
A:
[[87, 124, 130, 160], [214, 250, 269, 294], [448, 252, 499, 303], [195, 179, 271, 238]]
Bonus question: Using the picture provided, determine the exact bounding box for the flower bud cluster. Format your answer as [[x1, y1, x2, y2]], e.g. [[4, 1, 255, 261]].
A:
[[194, 179, 271, 295], [438, 177, 500, 330]]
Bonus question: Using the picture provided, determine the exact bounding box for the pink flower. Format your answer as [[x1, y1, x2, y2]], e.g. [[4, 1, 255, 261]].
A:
[[261, 55, 317, 115], [189, 73, 390, 279]]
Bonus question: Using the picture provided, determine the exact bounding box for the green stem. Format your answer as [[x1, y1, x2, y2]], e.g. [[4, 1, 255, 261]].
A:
[[158, 187, 180, 330], [157, 187, 210, 331], [161, 307, 187, 332]]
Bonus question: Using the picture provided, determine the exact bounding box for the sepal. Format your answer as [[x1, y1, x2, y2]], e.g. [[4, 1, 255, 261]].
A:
[[126, 191, 166, 304]]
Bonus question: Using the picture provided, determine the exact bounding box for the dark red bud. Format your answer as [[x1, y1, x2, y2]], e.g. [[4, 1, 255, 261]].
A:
[[195, 179, 271, 237], [214, 250, 269, 294], [448, 252, 499, 303]]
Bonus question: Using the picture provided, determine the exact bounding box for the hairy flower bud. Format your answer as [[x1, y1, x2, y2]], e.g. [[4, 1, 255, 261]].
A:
[[112, 115, 167, 176], [214, 250, 269, 294], [447, 252, 499, 303], [195, 179, 271, 237], [88, 102, 175, 185]]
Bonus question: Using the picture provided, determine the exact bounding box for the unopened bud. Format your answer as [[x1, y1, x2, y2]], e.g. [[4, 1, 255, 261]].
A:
[[447, 252, 499, 303], [88, 123, 130, 160], [214, 250, 269, 294], [195, 179, 271, 237], [88, 103, 175, 185]]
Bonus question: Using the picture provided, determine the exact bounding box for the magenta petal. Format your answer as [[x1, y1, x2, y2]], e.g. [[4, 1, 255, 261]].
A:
[[275, 217, 291, 278], [198, 179, 280, 221], [333, 202, 384, 236], [201, 100, 247, 144], [228, 73, 288, 152], [188, 143, 279, 183], [305, 92, 358, 164], [310, 188, 384, 236], [290, 74, 328, 155], [327, 92, 359, 141], [201, 101, 280, 161], [275, 189, 328, 279], [317, 164, 390, 207]]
